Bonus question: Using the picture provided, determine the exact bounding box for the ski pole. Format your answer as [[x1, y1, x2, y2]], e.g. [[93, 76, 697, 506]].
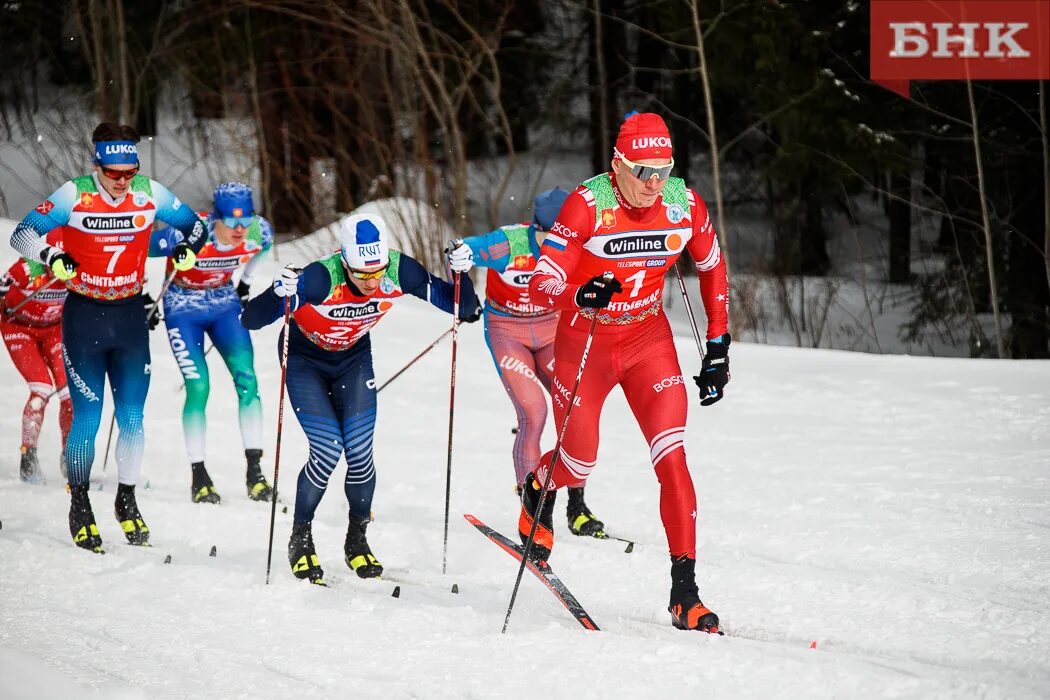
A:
[[502, 272, 612, 634], [100, 410, 116, 478], [674, 265, 721, 401], [146, 269, 178, 326], [265, 299, 293, 585], [376, 327, 453, 394], [441, 249, 462, 575], [4, 276, 61, 316], [673, 265, 706, 363]]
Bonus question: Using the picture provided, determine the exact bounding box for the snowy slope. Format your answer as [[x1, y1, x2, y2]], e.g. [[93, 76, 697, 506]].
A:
[[1, 219, 1049, 699]]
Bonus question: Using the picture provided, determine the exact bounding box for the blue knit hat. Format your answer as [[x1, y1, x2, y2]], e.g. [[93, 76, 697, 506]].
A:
[[213, 182, 255, 219], [533, 187, 570, 231]]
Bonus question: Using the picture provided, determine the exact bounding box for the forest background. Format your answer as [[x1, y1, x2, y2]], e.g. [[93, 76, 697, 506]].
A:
[[0, 0, 1046, 359]]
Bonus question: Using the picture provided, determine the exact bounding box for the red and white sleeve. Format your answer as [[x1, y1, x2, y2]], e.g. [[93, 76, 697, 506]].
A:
[[684, 190, 729, 339], [528, 190, 593, 311]]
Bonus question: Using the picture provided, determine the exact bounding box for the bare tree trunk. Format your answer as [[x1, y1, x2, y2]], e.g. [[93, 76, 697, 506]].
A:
[[88, 0, 112, 121], [1041, 81, 1050, 296], [112, 0, 130, 123], [888, 169, 912, 283], [245, 11, 270, 223], [593, 0, 609, 169], [967, 79, 1006, 358], [688, 0, 730, 275]]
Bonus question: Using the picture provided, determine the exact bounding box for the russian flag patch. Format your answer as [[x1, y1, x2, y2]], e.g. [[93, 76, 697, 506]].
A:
[[544, 234, 567, 252]]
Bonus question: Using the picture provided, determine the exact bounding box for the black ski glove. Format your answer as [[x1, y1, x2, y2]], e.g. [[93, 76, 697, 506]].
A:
[[574, 274, 622, 309], [693, 333, 730, 406], [43, 246, 78, 280], [463, 304, 482, 323], [143, 292, 162, 331], [237, 280, 251, 309]]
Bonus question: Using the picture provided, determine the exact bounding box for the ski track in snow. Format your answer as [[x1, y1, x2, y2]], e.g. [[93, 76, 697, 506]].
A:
[[1, 223, 1048, 699]]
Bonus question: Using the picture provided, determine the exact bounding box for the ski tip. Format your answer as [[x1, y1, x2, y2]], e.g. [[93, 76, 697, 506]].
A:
[[163, 554, 172, 564], [209, 545, 217, 557], [624, 542, 634, 554], [451, 583, 459, 594], [392, 585, 401, 598]]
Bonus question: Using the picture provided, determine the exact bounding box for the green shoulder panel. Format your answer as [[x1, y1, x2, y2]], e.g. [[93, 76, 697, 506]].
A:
[[129, 175, 153, 197], [71, 175, 97, 195], [385, 249, 403, 289], [24, 260, 47, 278], [661, 177, 688, 208], [500, 224, 533, 259], [582, 173, 617, 211], [317, 252, 345, 297], [247, 217, 262, 245]]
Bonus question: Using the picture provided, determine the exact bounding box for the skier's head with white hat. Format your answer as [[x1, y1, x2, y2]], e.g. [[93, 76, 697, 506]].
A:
[[340, 212, 391, 295]]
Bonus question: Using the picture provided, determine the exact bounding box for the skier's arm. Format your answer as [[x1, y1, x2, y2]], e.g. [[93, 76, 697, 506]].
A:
[[527, 191, 591, 310], [239, 217, 275, 286], [240, 260, 329, 329], [396, 253, 481, 322], [683, 190, 729, 340], [462, 229, 511, 272], [10, 182, 77, 263], [152, 180, 208, 254]]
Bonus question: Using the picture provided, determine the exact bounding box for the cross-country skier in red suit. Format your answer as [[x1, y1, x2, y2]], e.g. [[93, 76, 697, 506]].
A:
[[0, 232, 71, 484], [521, 112, 731, 633]]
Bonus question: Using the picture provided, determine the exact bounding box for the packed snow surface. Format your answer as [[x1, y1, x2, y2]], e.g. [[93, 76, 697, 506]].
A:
[[0, 220, 1048, 699]]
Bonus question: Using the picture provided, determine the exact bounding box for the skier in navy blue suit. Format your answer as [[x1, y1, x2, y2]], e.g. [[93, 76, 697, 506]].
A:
[[242, 212, 479, 584]]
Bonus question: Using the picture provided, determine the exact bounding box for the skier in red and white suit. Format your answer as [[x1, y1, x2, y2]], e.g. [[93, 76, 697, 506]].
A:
[[0, 239, 71, 484], [521, 112, 730, 633]]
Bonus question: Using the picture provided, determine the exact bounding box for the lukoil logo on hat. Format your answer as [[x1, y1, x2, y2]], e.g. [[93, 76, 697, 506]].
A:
[[340, 213, 390, 269], [614, 112, 673, 161]]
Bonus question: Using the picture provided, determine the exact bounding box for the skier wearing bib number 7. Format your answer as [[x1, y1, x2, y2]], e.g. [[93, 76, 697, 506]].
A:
[[522, 112, 731, 633], [241, 212, 480, 585], [9, 122, 209, 553]]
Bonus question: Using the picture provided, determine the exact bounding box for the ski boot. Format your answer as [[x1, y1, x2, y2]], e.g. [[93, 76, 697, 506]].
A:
[[245, 449, 273, 502], [518, 472, 556, 562], [566, 487, 606, 538], [19, 446, 44, 484], [668, 555, 720, 633], [344, 515, 383, 578], [114, 484, 150, 546], [191, 461, 221, 504], [288, 521, 325, 585], [68, 484, 104, 553]]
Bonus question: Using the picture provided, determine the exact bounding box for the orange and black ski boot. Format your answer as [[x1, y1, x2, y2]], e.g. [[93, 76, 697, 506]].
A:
[[518, 472, 556, 562], [668, 555, 721, 633]]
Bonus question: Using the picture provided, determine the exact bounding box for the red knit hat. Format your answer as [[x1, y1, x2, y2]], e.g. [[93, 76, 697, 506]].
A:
[[614, 112, 673, 161]]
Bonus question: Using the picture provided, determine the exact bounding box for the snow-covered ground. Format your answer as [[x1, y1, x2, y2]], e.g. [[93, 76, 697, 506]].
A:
[[1, 218, 1049, 699]]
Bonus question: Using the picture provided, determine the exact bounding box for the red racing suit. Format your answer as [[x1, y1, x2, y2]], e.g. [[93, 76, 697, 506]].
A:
[[527, 172, 729, 558], [0, 259, 72, 450]]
